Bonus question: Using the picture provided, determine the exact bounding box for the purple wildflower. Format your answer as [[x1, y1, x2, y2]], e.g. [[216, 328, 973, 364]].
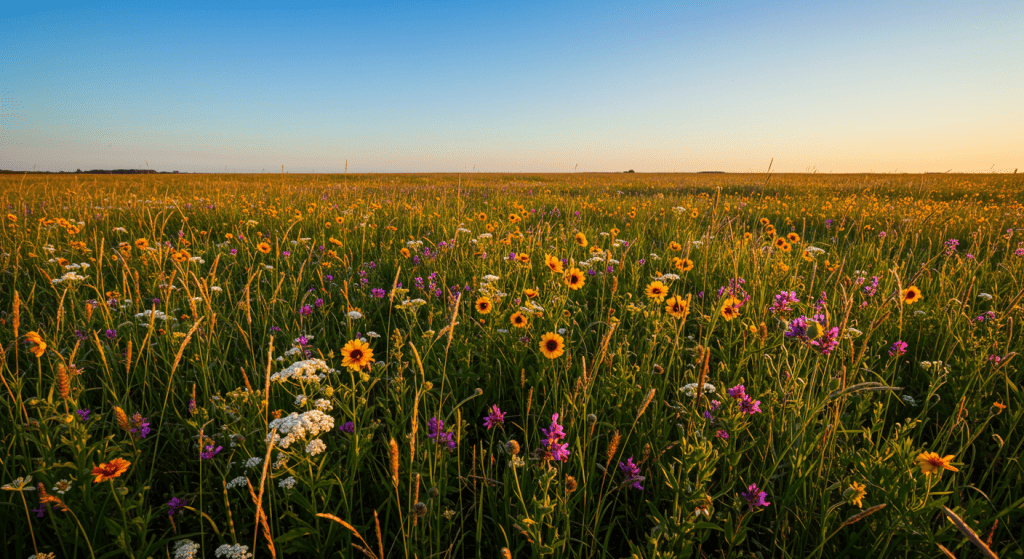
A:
[[541, 413, 570, 462], [427, 417, 456, 450], [129, 413, 151, 438], [339, 421, 355, 434], [105, 329, 117, 339], [168, 496, 187, 516], [300, 305, 313, 316], [769, 290, 799, 314], [200, 445, 223, 460], [741, 483, 770, 511], [618, 457, 644, 490], [716, 429, 729, 439], [483, 405, 506, 430], [76, 409, 91, 422], [727, 385, 746, 400], [372, 288, 386, 298], [889, 341, 908, 357], [738, 396, 762, 415]]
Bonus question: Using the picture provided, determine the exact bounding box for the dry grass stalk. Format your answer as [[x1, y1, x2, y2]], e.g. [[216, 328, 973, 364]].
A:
[[315, 513, 377, 559], [840, 503, 886, 527], [941, 506, 999, 559], [636, 388, 656, 421], [389, 438, 400, 488]]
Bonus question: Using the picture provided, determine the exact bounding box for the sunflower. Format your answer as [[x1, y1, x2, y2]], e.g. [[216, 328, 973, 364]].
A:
[[516, 252, 530, 264], [524, 288, 539, 299], [257, 242, 272, 254], [916, 452, 957, 475], [510, 311, 528, 328], [335, 216, 345, 224], [134, 238, 149, 250], [779, 241, 791, 252], [476, 212, 487, 221], [673, 257, 694, 273], [668, 241, 682, 251], [720, 297, 741, 321], [764, 225, 776, 235], [92, 458, 131, 483], [901, 286, 923, 305], [801, 250, 813, 262], [329, 237, 344, 247], [665, 295, 690, 319], [564, 268, 585, 290], [400, 248, 411, 258], [645, 281, 668, 301], [690, 209, 699, 218], [25, 331, 47, 358], [544, 254, 564, 274], [340, 339, 374, 371], [475, 296, 493, 314], [845, 482, 867, 508], [610, 227, 620, 237], [508, 213, 521, 224], [171, 250, 190, 263], [787, 232, 800, 243], [539, 332, 565, 359], [574, 232, 588, 247], [774, 237, 787, 249], [743, 232, 753, 241]]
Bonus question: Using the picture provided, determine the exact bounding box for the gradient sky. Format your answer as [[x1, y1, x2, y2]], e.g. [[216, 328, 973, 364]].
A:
[[2, 1, 1022, 173]]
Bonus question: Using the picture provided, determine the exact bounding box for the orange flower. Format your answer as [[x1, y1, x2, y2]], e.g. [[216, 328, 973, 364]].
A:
[[916, 452, 957, 475], [510, 311, 528, 328], [544, 254, 564, 274], [564, 268, 585, 290], [539, 332, 565, 359], [341, 339, 374, 371], [574, 232, 588, 247], [25, 331, 47, 358], [92, 458, 131, 483], [901, 286, 923, 304]]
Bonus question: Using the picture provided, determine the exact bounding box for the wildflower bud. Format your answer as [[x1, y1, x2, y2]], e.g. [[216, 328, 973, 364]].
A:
[[114, 406, 131, 431], [652, 364, 664, 375], [427, 486, 439, 499], [322, 386, 334, 397], [500, 548, 512, 559], [475, 387, 484, 396], [505, 440, 521, 455], [423, 381, 433, 391], [565, 475, 578, 492], [587, 414, 597, 426], [413, 502, 428, 518]]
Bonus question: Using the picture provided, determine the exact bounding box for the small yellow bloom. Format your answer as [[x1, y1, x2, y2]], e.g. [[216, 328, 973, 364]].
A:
[[916, 451, 957, 475]]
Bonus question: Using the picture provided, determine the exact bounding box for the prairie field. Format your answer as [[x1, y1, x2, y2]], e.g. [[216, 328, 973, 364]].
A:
[[2, 171, 1024, 559]]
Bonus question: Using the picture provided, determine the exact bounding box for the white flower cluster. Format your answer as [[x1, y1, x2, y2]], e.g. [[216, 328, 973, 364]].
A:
[[52, 272, 87, 284], [655, 273, 680, 282], [978, 292, 993, 301], [804, 246, 826, 255], [173, 540, 201, 559], [135, 309, 173, 322], [305, 438, 327, 456], [681, 383, 716, 398], [266, 410, 335, 449], [406, 240, 424, 249], [347, 310, 363, 319], [294, 394, 308, 407], [919, 361, 951, 373], [397, 298, 428, 310], [270, 359, 335, 384], [481, 274, 500, 283], [279, 476, 297, 489], [245, 456, 263, 469], [226, 476, 249, 489], [210, 286, 223, 293], [214, 544, 252, 559], [314, 398, 333, 411]]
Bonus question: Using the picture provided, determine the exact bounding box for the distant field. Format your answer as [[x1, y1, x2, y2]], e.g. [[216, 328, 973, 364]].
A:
[[1, 172, 1023, 558]]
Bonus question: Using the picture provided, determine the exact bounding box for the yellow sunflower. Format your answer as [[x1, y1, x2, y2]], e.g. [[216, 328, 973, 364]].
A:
[[787, 232, 800, 243], [400, 248, 411, 258], [539, 332, 565, 359], [916, 452, 957, 475], [901, 286, 923, 305], [564, 268, 585, 290], [510, 311, 528, 328], [516, 252, 530, 264], [340, 339, 374, 371], [574, 232, 588, 247], [134, 238, 149, 250], [673, 257, 694, 273], [524, 288, 539, 299], [545, 254, 564, 274], [665, 295, 690, 319], [645, 281, 668, 301], [475, 296, 493, 314], [92, 458, 131, 483], [720, 297, 741, 321], [668, 241, 682, 251], [257, 242, 272, 254], [508, 213, 521, 224]]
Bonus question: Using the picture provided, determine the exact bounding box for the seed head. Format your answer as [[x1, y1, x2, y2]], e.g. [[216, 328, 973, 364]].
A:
[[505, 440, 521, 455]]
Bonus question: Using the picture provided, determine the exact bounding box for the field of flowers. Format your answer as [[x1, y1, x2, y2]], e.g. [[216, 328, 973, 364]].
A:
[[1, 171, 1022, 559]]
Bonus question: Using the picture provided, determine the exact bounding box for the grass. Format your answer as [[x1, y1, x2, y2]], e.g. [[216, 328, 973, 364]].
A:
[[1, 171, 1022, 559]]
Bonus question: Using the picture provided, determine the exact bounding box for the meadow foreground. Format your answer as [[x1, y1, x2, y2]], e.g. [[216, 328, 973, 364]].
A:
[[1, 172, 1022, 558]]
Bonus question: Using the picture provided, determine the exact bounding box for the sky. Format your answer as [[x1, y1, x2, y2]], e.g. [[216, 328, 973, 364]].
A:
[[1, 0, 1022, 173]]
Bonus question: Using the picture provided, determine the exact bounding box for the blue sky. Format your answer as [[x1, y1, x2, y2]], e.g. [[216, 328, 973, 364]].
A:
[[1, 1, 1021, 173]]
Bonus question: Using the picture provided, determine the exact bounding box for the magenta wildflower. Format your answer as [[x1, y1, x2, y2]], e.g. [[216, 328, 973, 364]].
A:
[[483, 405, 506, 430], [741, 483, 770, 511], [339, 421, 356, 434], [727, 385, 746, 400], [427, 417, 456, 450], [618, 457, 645, 490], [76, 408, 91, 422], [200, 444, 223, 460], [168, 496, 187, 516], [738, 396, 761, 415], [129, 413, 151, 438], [889, 341, 908, 357], [716, 429, 729, 439], [540, 413, 570, 462]]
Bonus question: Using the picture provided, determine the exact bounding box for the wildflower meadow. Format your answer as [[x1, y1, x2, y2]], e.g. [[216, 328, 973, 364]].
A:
[[1, 171, 1022, 558]]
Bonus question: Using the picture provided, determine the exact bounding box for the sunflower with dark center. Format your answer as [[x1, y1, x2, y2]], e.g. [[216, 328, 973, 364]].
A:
[[545, 254, 564, 274], [774, 237, 787, 249], [508, 213, 521, 224], [665, 295, 690, 319], [475, 297, 493, 314], [135, 238, 150, 250], [516, 252, 530, 264], [574, 232, 587, 247], [564, 268, 585, 290], [510, 311, 528, 328], [523, 288, 539, 299], [645, 281, 668, 301], [787, 232, 800, 243], [901, 285, 923, 304], [257, 241, 272, 254], [341, 339, 374, 371], [539, 332, 565, 359], [720, 297, 741, 321], [668, 241, 682, 251]]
